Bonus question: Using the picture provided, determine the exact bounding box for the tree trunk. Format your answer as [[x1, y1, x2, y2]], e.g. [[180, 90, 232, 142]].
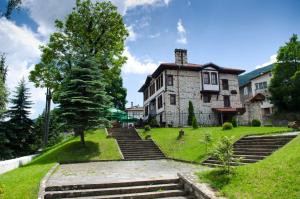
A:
[[80, 130, 85, 147], [43, 88, 52, 148]]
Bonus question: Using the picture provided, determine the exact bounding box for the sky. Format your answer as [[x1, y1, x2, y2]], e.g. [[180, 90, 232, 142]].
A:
[[0, 0, 300, 118]]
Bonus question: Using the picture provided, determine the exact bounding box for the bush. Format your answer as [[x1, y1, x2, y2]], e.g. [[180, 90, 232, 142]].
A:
[[188, 101, 195, 126], [288, 121, 299, 130], [231, 117, 237, 127], [144, 125, 151, 131], [192, 116, 198, 129], [222, 122, 233, 130], [148, 115, 159, 127], [252, 119, 261, 127], [177, 129, 185, 140]]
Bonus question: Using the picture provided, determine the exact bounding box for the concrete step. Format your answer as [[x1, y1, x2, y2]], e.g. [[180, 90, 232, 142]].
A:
[[45, 183, 181, 199], [235, 140, 289, 145], [60, 190, 187, 199], [206, 157, 259, 164], [46, 179, 180, 192], [233, 150, 273, 156], [203, 159, 249, 165], [233, 144, 283, 149], [232, 154, 266, 160], [233, 148, 275, 152]]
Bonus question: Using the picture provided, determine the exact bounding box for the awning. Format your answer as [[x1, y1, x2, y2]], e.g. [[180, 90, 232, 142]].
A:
[[212, 107, 245, 114], [249, 93, 265, 102]]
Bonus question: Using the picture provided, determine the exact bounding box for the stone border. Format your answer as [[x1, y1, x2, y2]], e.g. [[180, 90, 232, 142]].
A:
[[178, 173, 226, 199], [38, 163, 60, 199]]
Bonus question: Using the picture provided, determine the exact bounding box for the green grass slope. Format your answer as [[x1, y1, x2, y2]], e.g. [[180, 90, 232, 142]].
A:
[[0, 129, 121, 199], [198, 134, 300, 199], [138, 127, 290, 163]]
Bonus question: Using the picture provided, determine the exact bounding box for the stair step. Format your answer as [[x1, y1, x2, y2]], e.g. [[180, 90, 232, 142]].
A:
[[203, 159, 248, 166], [46, 179, 179, 191], [233, 154, 266, 160], [45, 183, 181, 199], [60, 190, 186, 199]]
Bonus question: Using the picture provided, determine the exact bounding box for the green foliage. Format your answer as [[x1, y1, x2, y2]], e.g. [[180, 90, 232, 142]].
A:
[[29, 0, 128, 109], [177, 129, 185, 140], [57, 59, 111, 145], [144, 125, 151, 131], [32, 109, 67, 149], [269, 34, 300, 111], [213, 136, 235, 174], [252, 119, 261, 127], [231, 117, 237, 127], [192, 116, 198, 129], [222, 122, 233, 130], [4, 79, 35, 157], [148, 115, 159, 127], [203, 133, 212, 153], [0, 54, 8, 118], [188, 101, 195, 126]]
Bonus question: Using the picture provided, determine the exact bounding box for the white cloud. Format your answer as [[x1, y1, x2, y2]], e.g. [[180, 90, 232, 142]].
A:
[[149, 32, 160, 38], [0, 17, 45, 118], [122, 47, 158, 74], [255, 54, 277, 69], [176, 18, 187, 44], [126, 25, 137, 41]]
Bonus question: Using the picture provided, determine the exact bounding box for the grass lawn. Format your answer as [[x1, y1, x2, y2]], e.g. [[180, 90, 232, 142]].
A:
[[138, 126, 290, 163], [0, 129, 121, 199], [197, 133, 300, 199]]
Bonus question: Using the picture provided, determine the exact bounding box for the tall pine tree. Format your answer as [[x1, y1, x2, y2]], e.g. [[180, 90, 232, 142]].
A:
[[58, 58, 111, 146], [6, 78, 34, 157]]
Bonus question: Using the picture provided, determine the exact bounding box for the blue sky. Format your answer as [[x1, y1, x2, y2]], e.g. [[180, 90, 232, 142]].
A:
[[0, 0, 300, 118]]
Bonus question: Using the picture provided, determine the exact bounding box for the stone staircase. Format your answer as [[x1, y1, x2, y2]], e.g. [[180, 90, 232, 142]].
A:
[[43, 178, 195, 199], [202, 133, 298, 167], [109, 128, 165, 160]]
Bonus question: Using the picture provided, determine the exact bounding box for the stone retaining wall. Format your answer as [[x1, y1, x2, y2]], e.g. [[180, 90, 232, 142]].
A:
[[0, 154, 39, 174]]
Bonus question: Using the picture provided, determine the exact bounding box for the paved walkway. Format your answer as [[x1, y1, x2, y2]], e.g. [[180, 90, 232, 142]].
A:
[[47, 160, 208, 186]]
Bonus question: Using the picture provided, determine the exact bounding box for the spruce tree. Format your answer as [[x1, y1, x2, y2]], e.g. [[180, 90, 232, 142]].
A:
[[6, 79, 34, 157], [188, 101, 195, 126], [58, 58, 111, 146]]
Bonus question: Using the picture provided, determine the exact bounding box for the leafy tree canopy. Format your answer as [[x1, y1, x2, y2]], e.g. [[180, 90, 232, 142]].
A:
[[269, 34, 300, 111]]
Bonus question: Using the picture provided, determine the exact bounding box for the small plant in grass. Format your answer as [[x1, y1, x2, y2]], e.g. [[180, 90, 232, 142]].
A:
[[231, 117, 237, 127], [222, 122, 233, 130], [213, 136, 235, 174], [177, 129, 185, 140], [203, 133, 212, 154], [252, 119, 261, 127], [192, 116, 198, 129], [145, 134, 151, 140], [144, 125, 151, 131]]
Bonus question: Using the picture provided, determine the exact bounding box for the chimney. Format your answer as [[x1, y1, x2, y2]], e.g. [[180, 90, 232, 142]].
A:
[[175, 49, 187, 65], [131, 102, 133, 108]]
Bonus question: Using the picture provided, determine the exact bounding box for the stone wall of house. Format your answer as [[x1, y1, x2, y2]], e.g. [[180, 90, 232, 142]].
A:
[[160, 69, 242, 127], [238, 101, 262, 125]]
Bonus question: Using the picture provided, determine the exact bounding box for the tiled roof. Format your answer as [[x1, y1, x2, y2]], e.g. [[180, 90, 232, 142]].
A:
[[238, 64, 274, 87]]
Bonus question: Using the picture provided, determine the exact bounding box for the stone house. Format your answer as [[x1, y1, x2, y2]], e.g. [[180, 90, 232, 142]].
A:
[[138, 49, 245, 127], [125, 102, 144, 120], [238, 64, 274, 125]]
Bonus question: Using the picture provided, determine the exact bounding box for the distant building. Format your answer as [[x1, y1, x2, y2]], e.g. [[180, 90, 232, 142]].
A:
[[138, 49, 245, 127], [238, 64, 274, 125], [125, 102, 144, 120]]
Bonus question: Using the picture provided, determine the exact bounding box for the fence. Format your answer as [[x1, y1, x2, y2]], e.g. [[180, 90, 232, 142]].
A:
[[0, 154, 39, 174]]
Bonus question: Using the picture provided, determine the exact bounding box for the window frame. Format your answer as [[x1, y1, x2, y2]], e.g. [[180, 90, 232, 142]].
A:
[[223, 95, 231, 107], [203, 94, 211, 103], [222, 79, 229, 90], [167, 75, 173, 86], [170, 94, 176, 105], [211, 72, 218, 85], [157, 95, 163, 109], [203, 72, 210, 84]]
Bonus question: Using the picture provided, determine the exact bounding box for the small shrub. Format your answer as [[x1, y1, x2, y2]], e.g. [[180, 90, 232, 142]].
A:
[[231, 117, 237, 127], [144, 125, 151, 131], [252, 119, 261, 127], [177, 129, 185, 140], [145, 134, 151, 140], [192, 116, 198, 129], [148, 116, 159, 127], [203, 133, 212, 153], [222, 122, 233, 130], [213, 136, 235, 174]]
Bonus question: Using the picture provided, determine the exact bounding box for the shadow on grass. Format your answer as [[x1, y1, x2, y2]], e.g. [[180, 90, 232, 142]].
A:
[[26, 141, 100, 165], [199, 169, 232, 190]]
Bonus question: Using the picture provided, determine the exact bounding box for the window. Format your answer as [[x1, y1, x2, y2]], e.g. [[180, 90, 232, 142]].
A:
[[150, 83, 155, 96], [263, 108, 271, 115], [222, 79, 229, 90], [145, 105, 149, 116], [167, 75, 173, 86], [224, 95, 230, 107], [203, 94, 211, 103], [157, 95, 163, 109], [243, 87, 248, 95], [170, 94, 176, 105], [143, 88, 149, 101], [203, 72, 210, 84], [156, 74, 164, 90], [255, 81, 268, 90], [211, 72, 218, 85]]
